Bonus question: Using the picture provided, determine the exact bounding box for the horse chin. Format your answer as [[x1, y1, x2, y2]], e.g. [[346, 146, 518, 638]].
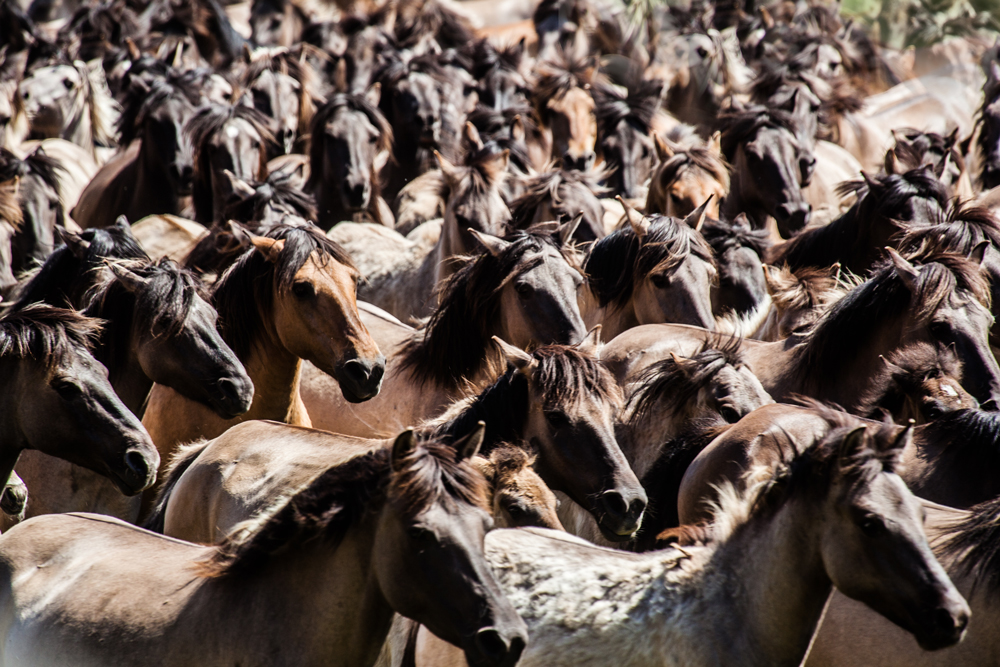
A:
[[597, 523, 639, 542]]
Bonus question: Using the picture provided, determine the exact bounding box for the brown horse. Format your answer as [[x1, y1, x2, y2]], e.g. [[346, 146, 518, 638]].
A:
[[581, 203, 718, 340], [602, 250, 1000, 411], [239, 45, 319, 155], [0, 428, 528, 667], [303, 229, 588, 435], [0, 304, 158, 503], [755, 264, 855, 341], [156, 336, 644, 544], [142, 224, 384, 486], [592, 77, 661, 199], [531, 48, 598, 171], [188, 103, 273, 224], [645, 133, 729, 219], [509, 168, 607, 244]]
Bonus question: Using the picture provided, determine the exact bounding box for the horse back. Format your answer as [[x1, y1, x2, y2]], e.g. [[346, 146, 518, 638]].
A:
[[71, 142, 140, 229]]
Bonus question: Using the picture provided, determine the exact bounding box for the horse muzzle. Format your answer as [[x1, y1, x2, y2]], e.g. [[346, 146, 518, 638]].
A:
[[209, 375, 255, 419], [594, 488, 647, 542], [464, 625, 528, 667], [336, 354, 386, 403], [111, 448, 159, 496], [913, 602, 970, 651]]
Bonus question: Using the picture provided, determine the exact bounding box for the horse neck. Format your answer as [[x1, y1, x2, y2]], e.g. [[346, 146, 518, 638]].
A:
[[63, 91, 93, 155], [0, 359, 32, 484], [589, 299, 638, 342], [135, 142, 183, 216], [431, 217, 469, 285], [208, 513, 391, 665], [240, 335, 309, 425], [86, 295, 151, 416], [722, 164, 769, 230], [683, 497, 833, 666], [618, 400, 690, 479]]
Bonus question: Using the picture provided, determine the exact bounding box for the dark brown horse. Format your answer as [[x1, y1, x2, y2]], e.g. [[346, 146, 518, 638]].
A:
[[0, 147, 64, 277], [510, 168, 607, 244], [592, 77, 661, 199], [239, 46, 319, 155]]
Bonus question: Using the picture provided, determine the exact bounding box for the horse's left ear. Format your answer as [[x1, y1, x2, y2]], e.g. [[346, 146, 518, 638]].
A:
[[492, 336, 537, 375], [558, 213, 583, 246], [480, 149, 510, 186], [391, 429, 417, 472], [886, 247, 920, 292], [617, 196, 649, 238], [511, 115, 525, 143], [654, 134, 673, 161], [837, 425, 868, 461], [469, 229, 510, 257], [576, 325, 602, 355], [365, 82, 381, 108], [464, 122, 484, 151], [435, 151, 461, 186], [882, 421, 913, 467], [456, 421, 486, 461], [970, 240, 989, 266], [105, 260, 150, 294], [707, 131, 722, 156], [683, 195, 712, 232], [732, 212, 751, 232], [250, 235, 285, 263], [58, 228, 91, 259]]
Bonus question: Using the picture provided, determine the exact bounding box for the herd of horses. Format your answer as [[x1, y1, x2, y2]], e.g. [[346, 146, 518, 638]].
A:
[[2, 0, 1000, 663]]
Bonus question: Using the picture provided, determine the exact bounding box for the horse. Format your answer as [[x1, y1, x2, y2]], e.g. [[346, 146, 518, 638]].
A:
[[0, 304, 158, 504], [531, 48, 597, 171], [416, 421, 968, 667], [509, 168, 607, 244], [701, 215, 771, 336], [755, 263, 855, 341], [601, 249, 1000, 411], [718, 103, 813, 237], [141, 224, 384, 487], [187, 103, 273, 224], [306, 87, 393, 229], [807, 499, 1000, 667], [71, 76, 201, 229], [300, 229, 589, 437], [974, 60, 1000, 192], [581, 203, 717, 340], [767, 167, 947, 275], [0, 175, 20, 293], [0, 147, 64, 276], [0, 428, 528, 667], [469, 38, 530, 112], [592, 77, 661, 199], [331, 145, 513, 322], [16, 59, 117, 160], [156, 335, 644, 545], [884, 127, 972, 200], [645, 133, 730, 219], [250, 0, 310, 47], [239, 46, 318, 156]]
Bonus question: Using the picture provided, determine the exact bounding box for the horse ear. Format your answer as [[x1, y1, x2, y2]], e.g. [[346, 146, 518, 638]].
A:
[[577, 325, 602, 355], [970, 240, 990, 266], [838, 425, 868, 461], [654, 134, 674, 161], [492, 336, 537, 374], [241, 43, 253, 64], [707, 131, 722, 156], [884, 148, 903, 175], [221, 169, 255, 204], [945, 127, 958, 149], [435, 151, 461, 186], [616, 195, 649, 238], [125, 38, 141, 61], [217, 221, 253, 254], [480, 150, 510, 186], [391, 429, 417, 472], [761, 263, 791, 295], [558, 213, 583, 246], [732, 212, 751, 232], [464, 122, 485, 151], [250, 234, 285, 263], [511, 115, 526, 143], [105, 261, 150, 293], [58, 228, 91, 259], [669, 351, 693, 377], [683, 196, 712, 232], [365, 82, 381, 108], [880, 354, 905, 375], [455, 421, 486, 461], [883, 421, 913, 466], [469, 229, 510, 257], [113, 215, 131, 231], [886, 247, 920, 292]]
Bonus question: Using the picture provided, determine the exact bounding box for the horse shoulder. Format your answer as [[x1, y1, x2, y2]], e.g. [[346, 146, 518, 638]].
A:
[[71, 142, 141, 229]]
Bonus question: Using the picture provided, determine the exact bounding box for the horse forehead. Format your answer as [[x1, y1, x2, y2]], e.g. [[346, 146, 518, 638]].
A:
[[297, 250, 357, 285], [23, 65, 80, 90], [327, 109, 378, 139]]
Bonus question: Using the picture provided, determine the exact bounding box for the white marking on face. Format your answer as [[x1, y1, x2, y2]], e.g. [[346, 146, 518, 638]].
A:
[[226, 125, 239, 139], [941, 383, 958, 398]]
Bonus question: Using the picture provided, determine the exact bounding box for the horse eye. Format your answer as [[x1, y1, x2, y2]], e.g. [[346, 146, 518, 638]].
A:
[[407, 526, 434, 542], [62, 78, 74, 90], [720, 406, 741, 424], [650, 273, 669, 288], [52, 379, 83, 399], [515, 282, 534, 298], [506, 504, 525, 518], [545, 411, 570, 428], [291, 281, 315, 299], [858, 515, 886, 537]]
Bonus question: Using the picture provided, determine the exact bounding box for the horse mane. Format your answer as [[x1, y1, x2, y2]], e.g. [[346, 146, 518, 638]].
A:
[[211, 224, 356, 360], [584, 213, 715, 309], [117, 77, 200, 146], [60, 0, 142, 52], [533, 47, 598, 105], [797, 252, 991, 380], [767, 264, 855, 315], [305, 91, 393, 191], [222, 169, 317, 225], [651, 146, 731, 195], [701, 217, 769, 258], [939, 492, 1000, 595], [707, 402, 901, 544], [834, 167, 947, 211], [398, 230, 573, 391], [626, 336, 743, 427], [0, 303, 102, 367], [717, 104, 800, 158], [198, 433, 489, 578], [895, 203, 1000, 258], [593, 78, 662, 138], [394, 0, 474, 50], [0, 147, 63, 197], [0, 177, 21, 230], [375, 51, 446, 87], [510, 168, 607, 229], [469, 38, 525, 79], [10, 222, 147, 308], [426, 343, 622, 454], [241, 46, 316, 96], [188, 103, 275, 223], [466, 105, 535, 173], [444, 143, 513, 199], [83, 257, 207, 376], [856, 342, 963, 420]]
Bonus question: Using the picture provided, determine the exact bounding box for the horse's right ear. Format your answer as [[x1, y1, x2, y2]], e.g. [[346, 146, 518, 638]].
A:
[[332, 57, 348, 93], [682, 196, 712, 232], [435, 151, 461, 185], [469, 229, 510, 257], [732, 212, 751, 232], [364, 82, 381, 107], [617, 196, 649, 238], [58, 228, 90, 259], [886, 247, 920, 292], [241, 43, 253, 64], [125, 38, 141, 61], [880, 354, 905, 375], [391, 429, 417, 472], [838, 425, 868, 461], [759, 5, 775, 28], [492, 336, 537, 375], [654, 134, 674, 161], [114, 215, 131, 231], [707, 131, 722, 156], [221, 169, 255, 204], [106, 260, 151, 293], [456, 421, 486, 461], [216, 221, 253, 254], [577, 325, 602, 355], [464, 122, 484, 151], [511, 115, 525, 143], [558, 213, 583, 246], [250, 235, 285, 263]]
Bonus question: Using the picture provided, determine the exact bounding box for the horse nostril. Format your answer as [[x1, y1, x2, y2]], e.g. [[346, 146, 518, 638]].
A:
[[125, 450, 151, 480], [474, 628, 510, 665], [601, 491, 629, 519]]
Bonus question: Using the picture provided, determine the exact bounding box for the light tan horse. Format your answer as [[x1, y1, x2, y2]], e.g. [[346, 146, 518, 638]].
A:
[[0, 429, 528, 667], [645, 133, 729, 219], [141, 224, 384, 490], [302, 228, 587, 438], [531, 49, 598, 171]]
